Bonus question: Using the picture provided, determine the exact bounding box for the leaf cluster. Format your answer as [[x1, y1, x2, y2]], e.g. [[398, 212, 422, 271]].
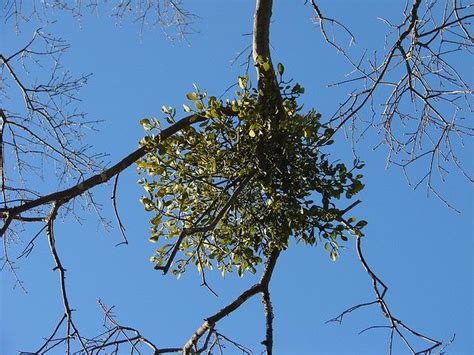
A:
[[137, 70, 366, 276]]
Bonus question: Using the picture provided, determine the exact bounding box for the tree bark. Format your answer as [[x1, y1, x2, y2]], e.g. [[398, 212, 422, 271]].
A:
[[253, 0, 278, 91]]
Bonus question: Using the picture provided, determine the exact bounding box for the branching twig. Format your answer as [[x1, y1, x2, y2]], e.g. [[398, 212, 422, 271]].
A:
[[329, 229, 444, 354], [0, 113, 207, 237], [43, 202, 88, 354], [182, 249, 280, 354], [111, 173, 128, 246], [308, 0, 473, 200], [155, 175, 252, 275]]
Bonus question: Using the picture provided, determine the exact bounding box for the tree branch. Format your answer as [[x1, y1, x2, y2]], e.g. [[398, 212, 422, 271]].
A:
[[261, 289, 274, 354], [253, 0, 275, 83], [182, 249, 280, 353], [329, 216, 444, 354], [43, 202, 87, 354], [0, 113, 206, 237]]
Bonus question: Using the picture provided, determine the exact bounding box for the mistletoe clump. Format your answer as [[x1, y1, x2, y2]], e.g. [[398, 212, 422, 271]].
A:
[[137, 67, 366, 277]]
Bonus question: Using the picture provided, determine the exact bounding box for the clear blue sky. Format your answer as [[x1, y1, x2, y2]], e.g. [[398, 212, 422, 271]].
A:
[[1, 1, 472, 354]]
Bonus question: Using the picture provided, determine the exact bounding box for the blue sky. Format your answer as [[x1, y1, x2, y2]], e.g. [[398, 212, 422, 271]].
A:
[[1, 1, 472, 354]]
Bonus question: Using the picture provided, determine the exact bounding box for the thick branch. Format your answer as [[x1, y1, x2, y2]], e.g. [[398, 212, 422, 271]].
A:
[[261, 289, 274, 354], [0, 114, 206, 233], [0, 109, 5, 207], [253, 0, 278, 91]]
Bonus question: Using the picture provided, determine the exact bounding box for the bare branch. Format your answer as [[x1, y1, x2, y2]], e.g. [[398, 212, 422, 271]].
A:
[[309, 0, 473, 197], [0, 113, 207, 237], [111, 173, 128, 246], [183, 250, 280, 353], [308, 0, 356, 53], [3, 0, 195, 39], [261, 289, 274, 354], [41, 202, 88, 354], [329, 224, 444, 354]]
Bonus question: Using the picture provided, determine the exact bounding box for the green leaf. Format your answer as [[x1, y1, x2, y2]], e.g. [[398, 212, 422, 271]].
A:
[[140, 118, 150, 126], [210, 109, 220, 118], [186, 92, 197, 100], [137, 72, 367, 277], [351, 181, 364, 194], [324, 128, 334, 137], [277, 63, 284, 75], [195, 101, 204, 110], [262, 62, 271, 71], [238, 76, 248, 89], [355, 220, 368, 228], [140, 197, 154, 211], [150, 215, 162, 225]]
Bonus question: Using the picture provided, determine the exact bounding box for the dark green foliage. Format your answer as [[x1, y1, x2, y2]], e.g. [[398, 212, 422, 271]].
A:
[[137, 69, 365, 276]]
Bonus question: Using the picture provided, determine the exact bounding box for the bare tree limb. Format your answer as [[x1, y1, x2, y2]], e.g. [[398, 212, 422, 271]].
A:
[[261, 289, 274, 354], [111, 173, 128, 246], [0, 113, 207, 236], [43, 202, 88, 354], [308, 0, 473, 199], [329, 217, 444, 354], [182, 249, 280, 353]]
